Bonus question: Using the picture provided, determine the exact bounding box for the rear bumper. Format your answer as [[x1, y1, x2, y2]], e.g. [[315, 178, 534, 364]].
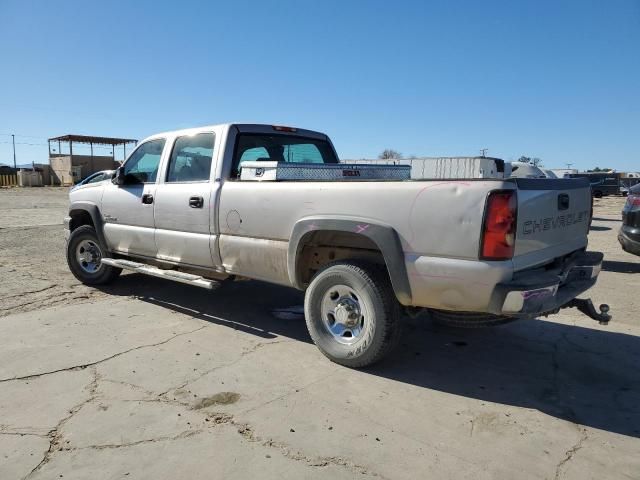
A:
[[618, 226, 640, 256], [489, 251, 603, 317]]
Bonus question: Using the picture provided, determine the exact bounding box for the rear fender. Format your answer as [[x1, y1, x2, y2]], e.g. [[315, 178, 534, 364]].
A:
[[288, 218, 412, 305]]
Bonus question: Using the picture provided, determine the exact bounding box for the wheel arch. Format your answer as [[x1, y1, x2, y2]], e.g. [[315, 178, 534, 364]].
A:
[[68, 201, 108, 250], [288, 218, 412, 305]]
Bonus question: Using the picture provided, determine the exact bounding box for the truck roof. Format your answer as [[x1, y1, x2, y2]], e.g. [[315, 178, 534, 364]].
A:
[[143, 123, 328, 144]]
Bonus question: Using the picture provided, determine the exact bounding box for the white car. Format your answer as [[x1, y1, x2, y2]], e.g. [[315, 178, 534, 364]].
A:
[[71, 170, 114, 191]]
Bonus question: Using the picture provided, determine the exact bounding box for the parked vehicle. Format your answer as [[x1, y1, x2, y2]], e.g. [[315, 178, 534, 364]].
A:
[[619, 177, 640, 197], [508, 162, 547, 179], [567, 172, 621, 198], [509, 163, 564, 180], [71, 170, 114, 191], [64, 124, 610, 367], [619, 183, 640, 256], [550, 168, 578, 178]]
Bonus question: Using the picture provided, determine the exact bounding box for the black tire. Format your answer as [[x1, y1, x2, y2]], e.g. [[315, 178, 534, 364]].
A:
[[304, 261, 402, 368], [66, 225, 122, 285], [430, 310, 517, 328], [593, 190, 603, 199]]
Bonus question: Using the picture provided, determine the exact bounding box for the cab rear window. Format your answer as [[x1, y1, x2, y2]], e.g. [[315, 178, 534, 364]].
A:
[[231, 134, 338, 178]]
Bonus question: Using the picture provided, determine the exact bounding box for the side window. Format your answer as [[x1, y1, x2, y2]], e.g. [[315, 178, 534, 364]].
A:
[[124, 139, 166, 184], [166, 133, 215, 183]]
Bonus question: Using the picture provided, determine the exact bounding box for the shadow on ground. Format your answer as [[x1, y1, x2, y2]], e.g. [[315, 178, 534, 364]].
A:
[[602, 260, 640, 274], [592, 217, 622, 222], [99, 273, 640, 439], [589, 225, 612, 231]]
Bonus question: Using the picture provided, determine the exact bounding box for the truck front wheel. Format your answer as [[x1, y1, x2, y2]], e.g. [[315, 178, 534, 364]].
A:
[[304, 261, 402, 368], [66, 225, 122, 285]]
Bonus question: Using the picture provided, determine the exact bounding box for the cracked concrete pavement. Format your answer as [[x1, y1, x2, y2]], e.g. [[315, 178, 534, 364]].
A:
[[1, 188, 639, 479]]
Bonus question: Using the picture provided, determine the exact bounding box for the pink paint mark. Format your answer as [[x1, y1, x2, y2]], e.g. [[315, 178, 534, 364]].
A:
[[355, 224, 370, 234], [308, 223, 318, 231]]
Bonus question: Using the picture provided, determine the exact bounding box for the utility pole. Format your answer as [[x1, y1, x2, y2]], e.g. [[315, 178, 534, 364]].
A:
[[480, 148, 488, 157], [12, 134, 16, 168]]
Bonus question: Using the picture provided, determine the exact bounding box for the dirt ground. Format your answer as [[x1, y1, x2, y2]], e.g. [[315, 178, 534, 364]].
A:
[[0, 187, 639, 480]]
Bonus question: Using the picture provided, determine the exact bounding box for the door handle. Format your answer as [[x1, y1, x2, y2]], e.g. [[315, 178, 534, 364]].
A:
[[142, 193, 154, 204], [189, 196, 204, 208]]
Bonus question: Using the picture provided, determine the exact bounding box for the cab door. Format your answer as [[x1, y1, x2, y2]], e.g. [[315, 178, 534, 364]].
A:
[[101, 138, 166, 257], [153, 132, 217, 268]]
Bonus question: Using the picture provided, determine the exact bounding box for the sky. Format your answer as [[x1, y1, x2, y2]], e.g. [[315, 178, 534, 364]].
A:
[[0, 0, 638, 170]]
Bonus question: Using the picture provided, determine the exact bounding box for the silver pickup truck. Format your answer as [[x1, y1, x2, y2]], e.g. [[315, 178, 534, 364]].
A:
[[65, 123, 610, 367]]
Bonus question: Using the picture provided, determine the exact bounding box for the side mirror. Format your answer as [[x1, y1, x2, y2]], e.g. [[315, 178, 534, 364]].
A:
[[113, 167, 125, 186]]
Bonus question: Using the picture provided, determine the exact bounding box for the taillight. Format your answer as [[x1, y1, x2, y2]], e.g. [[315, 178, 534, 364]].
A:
[[627, 195, 640, 209], [481, 191, 517, 260]]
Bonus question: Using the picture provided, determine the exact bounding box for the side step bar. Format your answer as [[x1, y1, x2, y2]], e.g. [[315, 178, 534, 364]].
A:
[[101, 258, 217, 290]]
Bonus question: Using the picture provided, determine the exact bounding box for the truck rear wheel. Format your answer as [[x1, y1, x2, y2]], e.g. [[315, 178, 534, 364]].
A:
[[304, 261, 402, 368], [66, 225, 122, 285]]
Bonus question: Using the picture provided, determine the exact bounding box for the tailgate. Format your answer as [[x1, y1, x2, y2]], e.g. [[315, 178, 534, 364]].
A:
[[512, 177, 592, 271]]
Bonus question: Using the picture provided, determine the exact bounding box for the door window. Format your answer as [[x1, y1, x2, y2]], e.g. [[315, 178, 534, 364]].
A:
[[166, 133, 215, 182], [123, 139, 166, 184]]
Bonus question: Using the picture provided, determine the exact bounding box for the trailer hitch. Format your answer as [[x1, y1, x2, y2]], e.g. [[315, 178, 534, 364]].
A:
[[563, 298, 611, 325]]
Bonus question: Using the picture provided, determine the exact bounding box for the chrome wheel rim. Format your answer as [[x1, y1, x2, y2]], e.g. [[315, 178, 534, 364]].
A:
[[76, 239, 102, 274], [320, 285, 368, 345]]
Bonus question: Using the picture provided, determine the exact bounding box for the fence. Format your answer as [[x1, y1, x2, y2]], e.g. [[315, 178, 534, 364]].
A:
[[0, 174, 18, 186], [17, 170, 43, 187]]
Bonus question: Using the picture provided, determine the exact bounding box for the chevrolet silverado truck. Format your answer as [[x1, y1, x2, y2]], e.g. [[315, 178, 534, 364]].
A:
[[65, 123, 610, 367]]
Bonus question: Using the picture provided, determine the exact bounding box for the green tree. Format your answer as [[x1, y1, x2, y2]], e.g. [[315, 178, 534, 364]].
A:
[[517, 156, 543, 167]]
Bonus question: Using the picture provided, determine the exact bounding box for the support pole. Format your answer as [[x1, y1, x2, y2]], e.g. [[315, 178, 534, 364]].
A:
[[12, 134, 16, 168], [48, 140, 51, 156], [69, 140, 74, 185]]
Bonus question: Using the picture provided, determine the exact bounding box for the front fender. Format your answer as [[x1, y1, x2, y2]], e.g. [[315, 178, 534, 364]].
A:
[[288, 217, 412, 305], [68, 201, 109, 251]]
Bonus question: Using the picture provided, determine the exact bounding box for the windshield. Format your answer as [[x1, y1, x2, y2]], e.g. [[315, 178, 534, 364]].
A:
[[232, 134, 338, 178]]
